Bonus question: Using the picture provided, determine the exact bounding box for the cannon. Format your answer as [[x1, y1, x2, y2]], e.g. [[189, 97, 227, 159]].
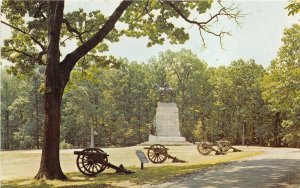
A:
[[74, 148, 134, 176], [196, 140, 242, 155], [196, 141, 224, 155], [217, 140, 242, 153], [146, 144, 187, 163]]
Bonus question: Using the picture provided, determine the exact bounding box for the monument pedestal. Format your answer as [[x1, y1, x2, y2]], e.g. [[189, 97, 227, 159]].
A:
[[138, 135, 193, 146], [139, 102, 193, 146]]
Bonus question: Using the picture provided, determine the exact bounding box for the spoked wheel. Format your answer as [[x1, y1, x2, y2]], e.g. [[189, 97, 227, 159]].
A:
[[76, 148, 108, 176], [147, 144, 168, 164], [197, 142, 212, 155], [217, 140, 231, 153], [223, 141, 231, 152]]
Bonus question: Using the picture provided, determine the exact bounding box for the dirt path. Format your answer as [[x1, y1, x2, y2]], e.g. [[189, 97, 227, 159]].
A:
[[152, 147, 300, 188]]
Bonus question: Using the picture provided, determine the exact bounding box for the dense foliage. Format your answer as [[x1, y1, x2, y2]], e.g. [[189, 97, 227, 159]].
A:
[[261, 24, 300, 147], [286, 0, 300, 16], [1, 70, 44, 149], [2, 25, 299, 150]]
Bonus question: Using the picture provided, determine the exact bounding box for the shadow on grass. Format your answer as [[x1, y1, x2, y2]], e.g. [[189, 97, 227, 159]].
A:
[[1, 177, 118, 188], [1, 164, 214, 188]]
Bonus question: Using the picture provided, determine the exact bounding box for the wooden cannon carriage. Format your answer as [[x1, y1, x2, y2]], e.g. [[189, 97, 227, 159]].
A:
[[196, 140, 242, 155], [146, 144, 187, 163], [74, 148, 134, 176]]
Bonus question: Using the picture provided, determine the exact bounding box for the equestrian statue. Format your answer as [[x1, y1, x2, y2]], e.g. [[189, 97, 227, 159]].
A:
[[153, 82, 176, 103]]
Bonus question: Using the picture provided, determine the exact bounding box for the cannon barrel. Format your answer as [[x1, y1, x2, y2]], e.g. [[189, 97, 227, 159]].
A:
[[74, 150, 109, 157]]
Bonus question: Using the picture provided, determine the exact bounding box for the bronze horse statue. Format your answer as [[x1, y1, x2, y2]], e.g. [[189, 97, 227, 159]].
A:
[[153, 83, 176, 102]]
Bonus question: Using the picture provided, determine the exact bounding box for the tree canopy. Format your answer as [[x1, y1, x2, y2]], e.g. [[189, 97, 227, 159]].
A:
[[1, 0, 241, 75], [262, 24, 300, 147], [286, 0, 300, 16]]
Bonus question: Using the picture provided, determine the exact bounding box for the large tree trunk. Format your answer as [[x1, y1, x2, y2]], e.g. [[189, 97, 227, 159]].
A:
[[35, 82, 66, 179], [35, 1, 66, 180]]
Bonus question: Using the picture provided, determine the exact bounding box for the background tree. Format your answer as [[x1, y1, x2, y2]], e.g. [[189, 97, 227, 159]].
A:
[[111, 62, 156, 144], [1, 68, 44, 150], [62, 64, 108, 148], [207, 60, 270, 145], [10, 72, 44, 149], [1, 69, 23, 150], [228, 60, 267, 145], [208, 66, 236, 141], [261, 24, 300, 147]]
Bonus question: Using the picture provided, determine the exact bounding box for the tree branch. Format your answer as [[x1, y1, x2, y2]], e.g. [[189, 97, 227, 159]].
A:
[[81, 24, 96, 36], [61, 36, 72, 44], [1, 21, 46, 51], [37, 51, 47, 65], [3, 48, 35, 59], [2, 48, 46, 65], [160, 2, 174, 29], [33, 2, 47, 20], [60, 0, 133, 74], [164, 1, 242, 48], [137, 0, 151, 19], [62, 18, 84, 43]]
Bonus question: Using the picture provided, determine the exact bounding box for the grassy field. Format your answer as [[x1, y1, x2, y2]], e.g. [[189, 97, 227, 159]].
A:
[[0, 146, 265, 187]]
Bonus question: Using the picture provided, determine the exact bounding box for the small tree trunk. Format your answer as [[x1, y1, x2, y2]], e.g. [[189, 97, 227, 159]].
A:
[[273, 111, 281, 147], [242, 122, 245, 146], [35, 87, 40, 149], [5, 109, 10, 150], [91, 124, 94, 148], [201, 117, 206, 141]]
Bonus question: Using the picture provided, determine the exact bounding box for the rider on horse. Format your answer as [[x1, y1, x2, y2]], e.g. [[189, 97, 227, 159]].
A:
[[153, 82, 176, 102]]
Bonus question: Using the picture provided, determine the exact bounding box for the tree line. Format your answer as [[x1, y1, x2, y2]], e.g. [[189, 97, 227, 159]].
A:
[[2, 24, 299, 149]]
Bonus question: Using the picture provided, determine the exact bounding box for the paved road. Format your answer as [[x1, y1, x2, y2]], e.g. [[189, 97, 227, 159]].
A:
[[153, 148, 300, 188]]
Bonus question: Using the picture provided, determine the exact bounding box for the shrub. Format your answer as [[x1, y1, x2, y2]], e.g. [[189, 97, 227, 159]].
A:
[[60, 140, 73, 149]]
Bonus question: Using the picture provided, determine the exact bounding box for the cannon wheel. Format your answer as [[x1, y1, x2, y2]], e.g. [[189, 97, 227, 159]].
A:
[[223, 141, 231, 152], [217, 140, 231, 152], [76, 148, 108, 176], [197, 142, 212, 155], [147, 144, 168, 163]]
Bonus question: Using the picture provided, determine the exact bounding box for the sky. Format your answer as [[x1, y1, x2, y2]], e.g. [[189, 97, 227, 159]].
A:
[[1, 0, 299, 68]]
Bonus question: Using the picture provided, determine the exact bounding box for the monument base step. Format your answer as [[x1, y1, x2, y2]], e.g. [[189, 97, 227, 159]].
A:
[[149, 135, 187, 142], [138, 141, 194, 146], [138, 135, 194, 146]]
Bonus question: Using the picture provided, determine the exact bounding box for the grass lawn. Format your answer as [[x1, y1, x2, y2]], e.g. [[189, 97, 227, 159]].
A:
[[0, 146, 264, 187]]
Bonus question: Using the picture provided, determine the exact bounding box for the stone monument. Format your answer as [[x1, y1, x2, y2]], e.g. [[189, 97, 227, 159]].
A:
[[140, 83, 192, 146]]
